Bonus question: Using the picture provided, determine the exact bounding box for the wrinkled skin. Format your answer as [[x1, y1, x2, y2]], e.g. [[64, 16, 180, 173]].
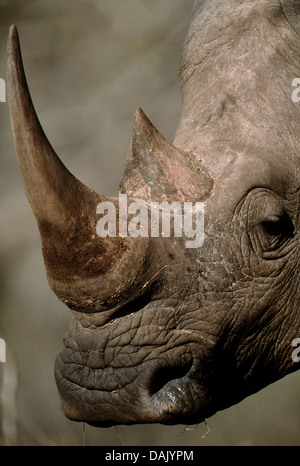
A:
[[7, 0, 300, 427]]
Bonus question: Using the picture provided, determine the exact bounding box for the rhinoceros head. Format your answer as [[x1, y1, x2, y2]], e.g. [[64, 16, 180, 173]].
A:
[[7, 0, 300, 427]]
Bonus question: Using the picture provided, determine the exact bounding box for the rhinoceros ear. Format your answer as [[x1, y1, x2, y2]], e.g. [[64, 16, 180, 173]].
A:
[[120, 107, 214, 202], [281, 0, 300, 34]]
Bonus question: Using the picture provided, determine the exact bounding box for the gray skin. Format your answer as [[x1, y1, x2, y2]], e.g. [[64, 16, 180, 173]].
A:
[[6, 0, 300, 427]]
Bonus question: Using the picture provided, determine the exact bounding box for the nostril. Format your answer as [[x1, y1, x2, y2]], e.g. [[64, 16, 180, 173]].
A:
[[149, 359, 193, 396]]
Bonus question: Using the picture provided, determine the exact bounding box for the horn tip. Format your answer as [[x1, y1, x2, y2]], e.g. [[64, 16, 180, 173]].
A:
[[7, 24, 20, 65], [133, 106, 148, 127], [132, 106, 159, 139], [8, 24, 18, 46], [9, 24, 18, 35]]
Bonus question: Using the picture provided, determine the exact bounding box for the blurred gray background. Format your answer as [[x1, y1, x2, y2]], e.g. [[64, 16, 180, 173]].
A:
[[0, 0, 299, 446]]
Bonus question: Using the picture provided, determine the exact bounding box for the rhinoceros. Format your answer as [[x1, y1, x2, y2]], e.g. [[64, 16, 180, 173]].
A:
[[6, 0, 300, 427]]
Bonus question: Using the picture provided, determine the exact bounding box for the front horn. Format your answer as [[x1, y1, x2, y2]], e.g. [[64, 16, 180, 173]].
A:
[[7, 25, 150, 314]]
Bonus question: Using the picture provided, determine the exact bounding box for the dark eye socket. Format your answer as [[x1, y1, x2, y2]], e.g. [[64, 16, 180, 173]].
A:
[[249, 211, 294, 257], [244, 190, 294, 258], [261, 213, 294, 239], [251, 212, 294, 256]]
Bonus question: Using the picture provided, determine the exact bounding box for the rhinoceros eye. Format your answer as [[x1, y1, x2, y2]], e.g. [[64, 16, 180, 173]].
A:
[[254, 212, 294, 255], [260, 217, 286, 249]]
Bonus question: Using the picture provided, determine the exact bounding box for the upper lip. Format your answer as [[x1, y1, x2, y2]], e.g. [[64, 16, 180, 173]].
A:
[[56, 345, 213, 426]]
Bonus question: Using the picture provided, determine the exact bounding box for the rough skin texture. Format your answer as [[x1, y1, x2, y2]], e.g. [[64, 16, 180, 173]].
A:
[[7, 0, 300, 426]]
